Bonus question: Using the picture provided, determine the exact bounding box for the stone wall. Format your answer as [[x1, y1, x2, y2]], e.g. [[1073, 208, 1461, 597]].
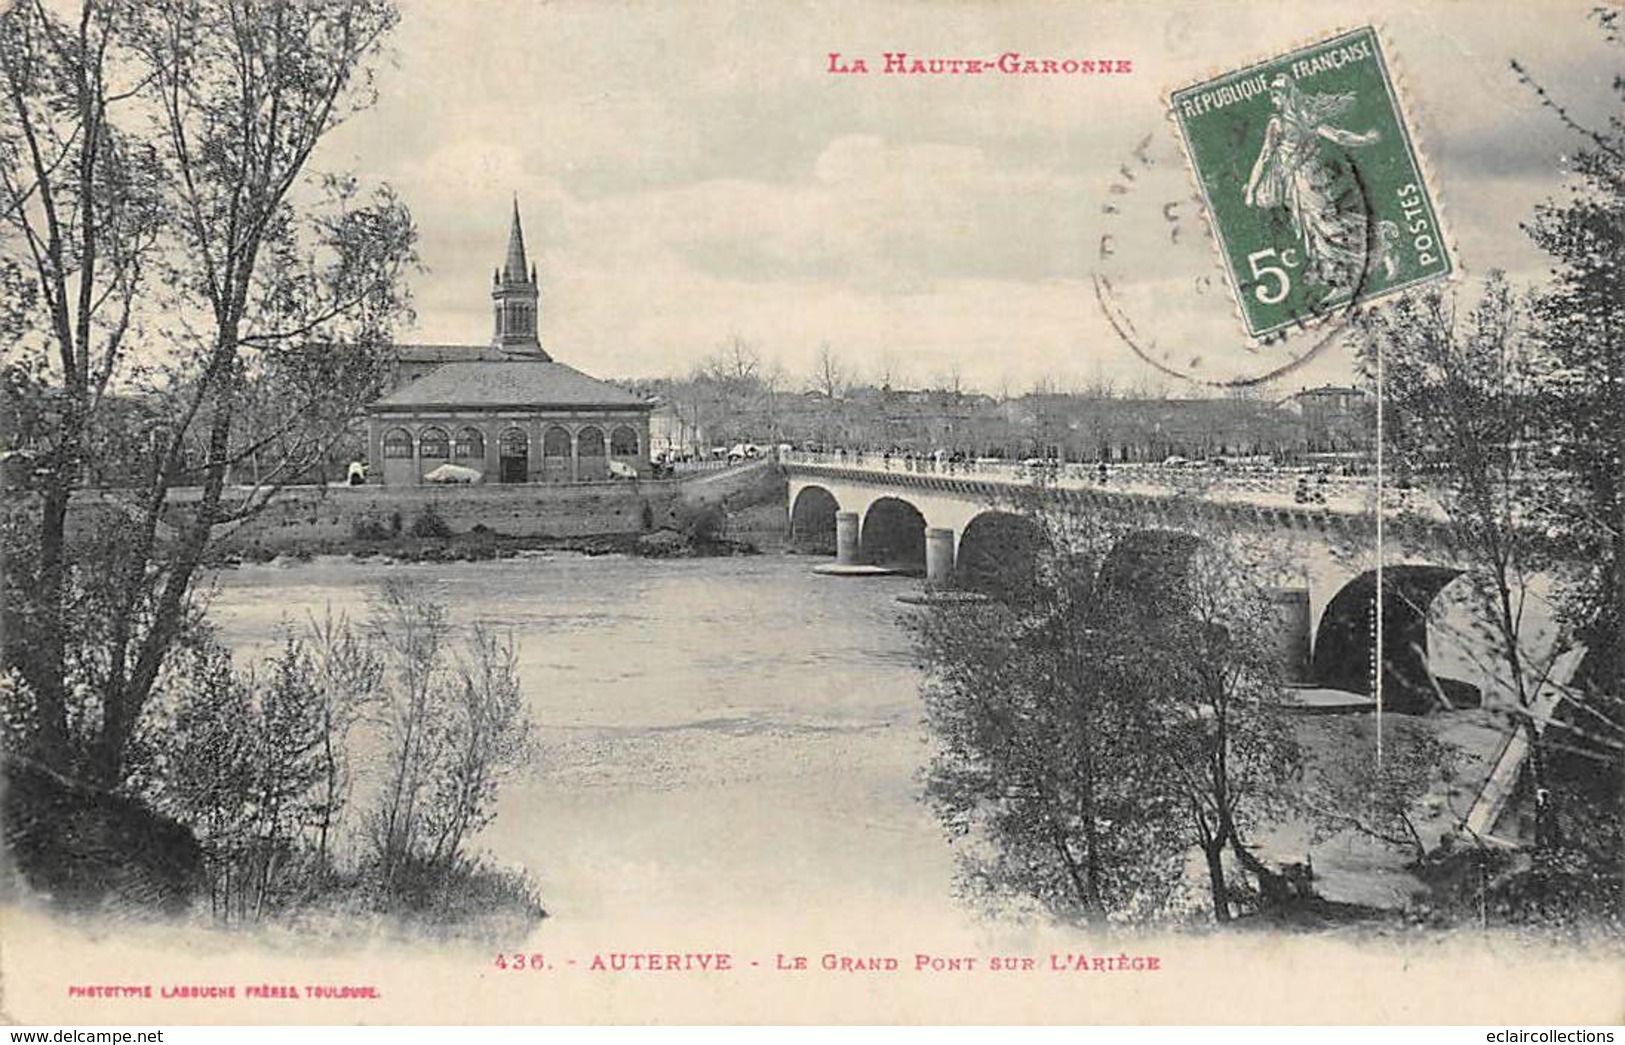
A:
[[56, 463, 790, 554], [211, 480, 685, 550]]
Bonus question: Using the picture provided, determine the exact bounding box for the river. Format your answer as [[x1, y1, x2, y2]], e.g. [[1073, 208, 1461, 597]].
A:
[[14, 552, 1611, 1025], [207, 551, 966, 946]]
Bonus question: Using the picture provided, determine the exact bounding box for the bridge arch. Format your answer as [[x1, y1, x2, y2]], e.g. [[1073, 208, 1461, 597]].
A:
[[1097, 528, 1205, 621], [956, 510, 1050, 602], [861, 496, 927, 571], [1311, 565, 1479, 713], [789, 485, 840, 554]]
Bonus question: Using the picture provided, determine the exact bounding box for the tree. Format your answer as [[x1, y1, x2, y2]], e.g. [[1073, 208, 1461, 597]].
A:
[[1351, 276, 1573, 842], [811, 341, 846, 399], [2, 0, 166, 772], [912, 552, 1176, 923], [910, 507, 1302, 926], [1516, 10, 1625, 850], [136, 635, 257, 919], [1, 0, 415, 790], [1305, 717, 1459, 864], [301, 607, 381, 868], [1099, 536, 1302, 921], [1350, 11, 1625, 867], [366, 578, 449, 889]]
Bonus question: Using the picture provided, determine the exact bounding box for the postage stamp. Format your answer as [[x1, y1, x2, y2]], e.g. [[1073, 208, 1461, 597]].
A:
[[1169, 26, 1452, 339]]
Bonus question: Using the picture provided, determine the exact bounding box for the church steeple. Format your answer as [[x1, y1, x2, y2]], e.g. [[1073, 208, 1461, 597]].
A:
[[503, 200, 529, 284], [492, 198, 548, 358]]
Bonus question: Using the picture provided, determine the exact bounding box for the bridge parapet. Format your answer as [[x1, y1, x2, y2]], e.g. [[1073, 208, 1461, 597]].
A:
[[781, 450, 1445, 519]]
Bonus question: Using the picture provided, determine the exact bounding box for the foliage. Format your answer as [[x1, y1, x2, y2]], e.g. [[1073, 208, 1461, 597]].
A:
[[1350, 277, 1570, 838], [674, 500, 726, 544], [1515, 9, 1625, 854], [909, 509, 1302, 926], [365, 579, 534, 894], [1106, 538, 1304, 921], [138, 633, 327, 922], [1304, 717, 1459, 863], [1411, 843, 1623, 936], [0, 0, 416, 792], [420, 625, 530, 866], [408, 504, 453, 539], [350, 515, 393, 542], [1349, 11, 1625, 874], [913, 573, 1186, 924], [113, 588, 530, 926]]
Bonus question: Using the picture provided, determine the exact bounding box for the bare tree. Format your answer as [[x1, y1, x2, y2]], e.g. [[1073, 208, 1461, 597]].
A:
[[367, 578, 450, 889], [812, 341, 846, 399], [365, 581, 533, 890], [425, 625, 531, 868]]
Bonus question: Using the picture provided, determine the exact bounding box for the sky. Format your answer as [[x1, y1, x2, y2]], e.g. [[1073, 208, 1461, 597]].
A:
[[315, 0, 1621, 396]]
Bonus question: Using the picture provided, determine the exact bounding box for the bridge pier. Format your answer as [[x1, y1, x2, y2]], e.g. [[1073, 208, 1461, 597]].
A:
[[1268, 587, 1312, 684], [835, 511, 860, 566], [925, 527, 955, 587]]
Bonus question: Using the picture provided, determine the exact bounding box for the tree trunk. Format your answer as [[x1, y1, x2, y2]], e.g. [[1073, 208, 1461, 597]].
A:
[[1204, 841, 1231, 923]]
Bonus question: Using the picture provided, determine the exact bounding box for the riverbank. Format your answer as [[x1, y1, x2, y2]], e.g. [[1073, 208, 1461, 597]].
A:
[[210, 526, 764, 567], [192, 461, 789, 564]]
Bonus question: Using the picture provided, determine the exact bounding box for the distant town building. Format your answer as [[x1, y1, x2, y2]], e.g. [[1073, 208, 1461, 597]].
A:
[[366, 204, 652, 485], [1288, 385, 1373, 453], [648, 400, 707, 459]]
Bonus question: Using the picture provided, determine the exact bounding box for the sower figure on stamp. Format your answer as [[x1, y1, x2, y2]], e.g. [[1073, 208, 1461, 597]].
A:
[[1244, 74, 1398, 294]]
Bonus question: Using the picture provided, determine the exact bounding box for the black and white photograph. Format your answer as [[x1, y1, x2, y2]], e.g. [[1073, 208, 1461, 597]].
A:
[[1, 0, 1621, 1028]]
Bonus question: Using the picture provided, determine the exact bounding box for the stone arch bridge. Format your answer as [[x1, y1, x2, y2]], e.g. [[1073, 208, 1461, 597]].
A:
[[783, 451, 1551, 716]]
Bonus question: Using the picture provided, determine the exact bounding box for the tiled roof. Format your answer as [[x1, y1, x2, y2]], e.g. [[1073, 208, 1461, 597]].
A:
[[371, 361, 650, 411], [389, 343, 510, 364]]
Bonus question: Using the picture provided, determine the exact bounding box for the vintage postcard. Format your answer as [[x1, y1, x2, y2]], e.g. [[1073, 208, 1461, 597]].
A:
[[2, 0, 1622, 1029]]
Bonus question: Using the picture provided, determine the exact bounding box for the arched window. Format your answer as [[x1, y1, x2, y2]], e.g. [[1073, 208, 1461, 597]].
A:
[[454, 427, 485, 459], [610, 425, 639, 456], [542, 425, 571, 457], [499, 428, 528, 458], [383, 428, 413, 459], [419, 426, 450, 459], [577, 426, 605, 457]]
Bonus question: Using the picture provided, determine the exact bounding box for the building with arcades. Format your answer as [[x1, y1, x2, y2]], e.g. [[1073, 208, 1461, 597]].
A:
[[364, 204, 652, 485]]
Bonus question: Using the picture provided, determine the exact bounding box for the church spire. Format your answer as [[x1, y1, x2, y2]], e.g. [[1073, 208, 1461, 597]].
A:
[[502, 198, 529, 285], [492, 199, 547, 358]]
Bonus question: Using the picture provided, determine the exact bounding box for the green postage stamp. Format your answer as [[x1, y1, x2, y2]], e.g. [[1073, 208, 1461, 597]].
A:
[[1170, 27, 1452, 339]]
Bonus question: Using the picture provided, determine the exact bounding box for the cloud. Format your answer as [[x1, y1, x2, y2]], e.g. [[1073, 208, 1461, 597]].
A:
[[347, 0, 1620, 394]]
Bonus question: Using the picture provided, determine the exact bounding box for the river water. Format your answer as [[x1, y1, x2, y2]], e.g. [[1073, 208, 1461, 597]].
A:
[[16, 553, 1613, 1025], [207, 552, 966, 945]]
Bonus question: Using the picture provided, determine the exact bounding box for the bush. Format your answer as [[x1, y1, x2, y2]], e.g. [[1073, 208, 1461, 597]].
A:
[[368, 852, 547, 929], [674, 500, 725, 543], [408, 504, 453, 539], [1410, 844, 1624, 935], [351, 516, 392, 542], [115, 588, 537, 933]]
